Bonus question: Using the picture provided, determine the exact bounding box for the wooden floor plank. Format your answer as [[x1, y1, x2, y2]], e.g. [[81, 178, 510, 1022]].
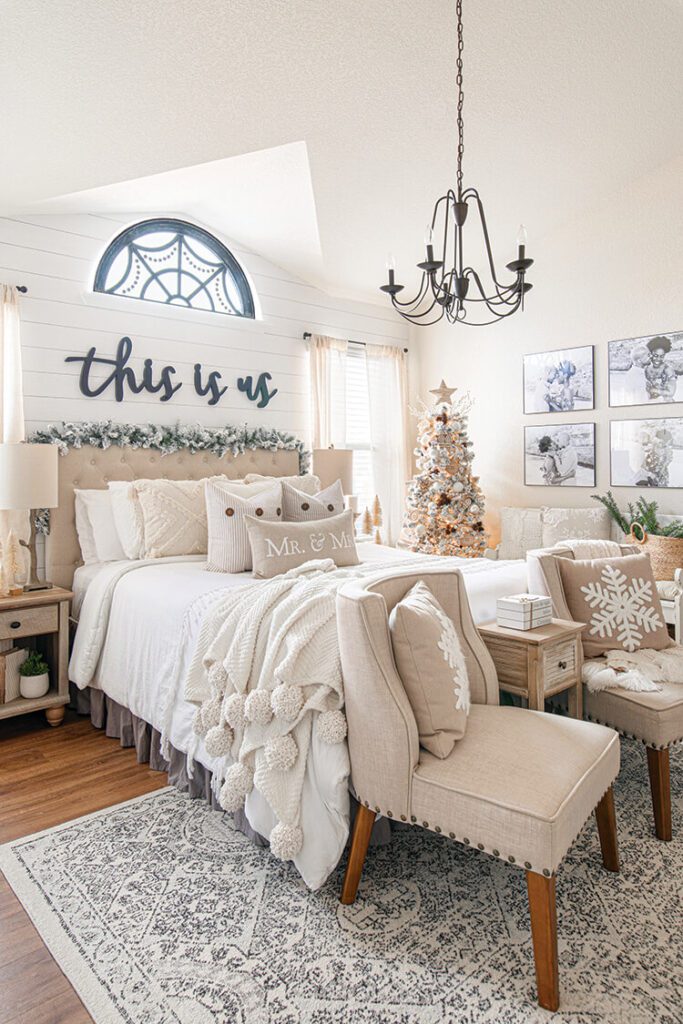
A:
[[0, 709, 167, 1024]]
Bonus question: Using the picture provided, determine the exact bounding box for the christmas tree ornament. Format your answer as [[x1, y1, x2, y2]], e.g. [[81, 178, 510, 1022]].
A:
[[402, 387, 488, 557]]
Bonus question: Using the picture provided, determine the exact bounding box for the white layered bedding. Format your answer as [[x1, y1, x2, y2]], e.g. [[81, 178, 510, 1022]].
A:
[[69, 546, 527, 888]]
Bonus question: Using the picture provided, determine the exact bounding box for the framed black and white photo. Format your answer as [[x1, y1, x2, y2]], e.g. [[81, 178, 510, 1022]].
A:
[[608, 330, 683, 407], [523, 345, 594, 414], [524, 423, 596, 487], [610, 417, 683, 488]]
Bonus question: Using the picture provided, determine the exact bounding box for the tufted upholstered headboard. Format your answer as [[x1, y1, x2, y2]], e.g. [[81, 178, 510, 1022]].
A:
[[46, 445, 300, 588]]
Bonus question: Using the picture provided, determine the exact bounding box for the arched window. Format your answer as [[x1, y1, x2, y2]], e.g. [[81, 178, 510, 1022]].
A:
[[93, 218, 255, 318]]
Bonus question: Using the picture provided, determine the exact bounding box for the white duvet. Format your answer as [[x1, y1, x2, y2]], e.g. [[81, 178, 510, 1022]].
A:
[[69, 546, 528, 888]]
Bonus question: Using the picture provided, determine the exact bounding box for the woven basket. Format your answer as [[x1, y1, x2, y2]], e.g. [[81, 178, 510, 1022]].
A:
[[628, 524, 683, 581]]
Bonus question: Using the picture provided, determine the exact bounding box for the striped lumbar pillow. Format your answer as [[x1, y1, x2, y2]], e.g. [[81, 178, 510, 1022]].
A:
[[205, 480, 283, 573], [282, 479, 344, 522]]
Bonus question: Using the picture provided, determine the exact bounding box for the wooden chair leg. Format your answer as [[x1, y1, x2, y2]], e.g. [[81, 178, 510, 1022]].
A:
[[646, 746, 672, 842], [340, 804, 377, 905], [594, 786, 620, 872], [526, 871, 560, 1011]]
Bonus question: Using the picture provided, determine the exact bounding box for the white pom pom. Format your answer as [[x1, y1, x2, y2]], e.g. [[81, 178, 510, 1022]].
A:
[[264, 734, 298, 771], [218, 762, 254, 812], [192, 706, 207, 737], [208, 662, 228, 688], [202, 695, 222, 731], [269, 822, 303, 861], [223, 692, 247, 730], [318, 709, 347, 744], [271, 684, 303, 721], [204, 723, 234, 758], [245, 689, 273, 725]]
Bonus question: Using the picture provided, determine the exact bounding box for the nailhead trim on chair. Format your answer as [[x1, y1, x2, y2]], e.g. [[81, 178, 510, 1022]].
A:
[[583, 713, 682, 751]]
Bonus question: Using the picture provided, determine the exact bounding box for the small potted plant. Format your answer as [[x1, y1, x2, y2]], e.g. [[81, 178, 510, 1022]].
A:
[[18, 650, 50, 699]]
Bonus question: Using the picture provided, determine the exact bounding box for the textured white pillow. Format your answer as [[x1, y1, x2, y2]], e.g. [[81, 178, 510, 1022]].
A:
[[498, 507, 543, 560], [541, 506, 611, 548], [108, 481, 145, 559], [243, 472, 321, 495], [75, 489, 126, 562], [282, 479, 344, 521], [74, 491, 99, 564], [135, 479, 214, 558], [205, 480, 283, 573]]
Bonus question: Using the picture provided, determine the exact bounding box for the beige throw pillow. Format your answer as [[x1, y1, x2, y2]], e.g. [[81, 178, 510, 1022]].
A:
[[243, 473, 321, 494], [135, 479, 217, 557], [389, 581, 470, 758], [282, 479, 344, 521], [246, 509, 359, 579], [558, 553, 672, 657], [205, 480, 282, 573]]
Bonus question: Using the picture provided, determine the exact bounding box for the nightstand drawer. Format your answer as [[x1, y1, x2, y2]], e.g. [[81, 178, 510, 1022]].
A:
[[0, 604, 58, 641], [543, 639, 578, 689]]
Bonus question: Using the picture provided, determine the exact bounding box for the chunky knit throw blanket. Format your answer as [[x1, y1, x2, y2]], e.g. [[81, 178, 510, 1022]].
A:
[[185, 554, 469, 862], [583, 644, 683, 692]]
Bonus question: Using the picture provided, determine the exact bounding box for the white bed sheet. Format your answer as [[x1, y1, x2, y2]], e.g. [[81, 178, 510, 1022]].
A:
[[70, 546, 528, 886]]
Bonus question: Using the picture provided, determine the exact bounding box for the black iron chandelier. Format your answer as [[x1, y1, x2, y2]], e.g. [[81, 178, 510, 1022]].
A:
[[380, 0, 533, 326]]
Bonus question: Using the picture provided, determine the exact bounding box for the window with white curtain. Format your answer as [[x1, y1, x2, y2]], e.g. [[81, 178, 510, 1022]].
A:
[[344, 342, 375, 518]]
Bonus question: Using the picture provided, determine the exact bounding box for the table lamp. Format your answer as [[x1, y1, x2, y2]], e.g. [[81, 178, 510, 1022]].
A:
[[0, 443, 59, 591]]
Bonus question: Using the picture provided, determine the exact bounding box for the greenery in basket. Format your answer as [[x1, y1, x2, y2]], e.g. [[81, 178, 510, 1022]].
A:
[[18, 651, 49, 677], [592, 491, 683, 539]]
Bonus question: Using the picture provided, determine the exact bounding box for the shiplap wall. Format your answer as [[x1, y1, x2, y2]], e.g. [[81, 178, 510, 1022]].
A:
[[0, 213, 409, 441]]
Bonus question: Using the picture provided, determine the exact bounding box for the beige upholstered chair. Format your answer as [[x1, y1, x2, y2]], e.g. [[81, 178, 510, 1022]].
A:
[[529, 545, 682, 841], [337, 567, 621, 1012]]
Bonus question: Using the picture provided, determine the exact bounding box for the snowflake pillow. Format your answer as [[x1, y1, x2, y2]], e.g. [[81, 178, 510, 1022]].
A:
[[557, 553, 672, 658], [389, 581, 470, 758]]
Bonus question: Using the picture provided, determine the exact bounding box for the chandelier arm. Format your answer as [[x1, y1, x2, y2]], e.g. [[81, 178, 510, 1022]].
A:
[[391, 303, 450, 327], [389, 272, 431, 309], [464, 267, 522, 310], [467, 189, 523, 297]]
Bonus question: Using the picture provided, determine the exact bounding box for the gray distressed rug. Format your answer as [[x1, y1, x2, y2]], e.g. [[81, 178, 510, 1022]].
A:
[[1, 738, 681, 1024]]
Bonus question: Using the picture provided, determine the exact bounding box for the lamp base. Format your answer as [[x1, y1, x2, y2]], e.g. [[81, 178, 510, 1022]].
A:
[[24, 579, 54, 592], [19, 509, 53, 592]]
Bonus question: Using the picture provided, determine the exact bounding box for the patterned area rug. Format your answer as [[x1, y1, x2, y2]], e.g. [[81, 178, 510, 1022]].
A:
[[1, 738, 681, 1024]]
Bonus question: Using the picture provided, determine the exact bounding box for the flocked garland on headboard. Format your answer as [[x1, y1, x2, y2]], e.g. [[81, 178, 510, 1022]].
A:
[[27, 421, 310, 535]]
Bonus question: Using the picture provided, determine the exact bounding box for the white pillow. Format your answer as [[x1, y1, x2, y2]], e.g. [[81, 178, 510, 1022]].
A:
[[541, 507, 611, 548], [243, 472, 321, 495], [75, 489, 126, 563], [108, 481, 145, 559], [498, 507, 543, 560], [282, 479, 344, 521], [135, 479, 219, 558], [74, 491, 98, 564], [205, 480, 282, 573]]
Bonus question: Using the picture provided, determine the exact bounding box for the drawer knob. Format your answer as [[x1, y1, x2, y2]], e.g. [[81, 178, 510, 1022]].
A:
[[558, 660, 567, 670], [10, 620, 21, 629]]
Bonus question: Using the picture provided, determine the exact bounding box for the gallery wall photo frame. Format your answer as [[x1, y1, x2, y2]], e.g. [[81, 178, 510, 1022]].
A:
[[522, 344, 595, 415], [608, 330, 683, 408], [524, 422, 596, 487], [610, 416, 683, 488]]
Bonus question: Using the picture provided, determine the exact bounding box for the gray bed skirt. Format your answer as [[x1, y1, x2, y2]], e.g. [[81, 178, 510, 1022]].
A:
[[73, 686, 393, 850], [73, 685, 268, 846]]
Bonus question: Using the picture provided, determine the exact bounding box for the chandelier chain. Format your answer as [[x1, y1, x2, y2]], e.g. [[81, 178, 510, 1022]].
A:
[[456, 0, 465, 197]]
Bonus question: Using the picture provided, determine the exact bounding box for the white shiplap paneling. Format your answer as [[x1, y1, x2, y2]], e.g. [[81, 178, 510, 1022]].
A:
[[0, 213, 408, 441]]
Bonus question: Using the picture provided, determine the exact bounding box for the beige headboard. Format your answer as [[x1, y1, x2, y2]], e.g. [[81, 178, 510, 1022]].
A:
[[47, 445, 300, 588]]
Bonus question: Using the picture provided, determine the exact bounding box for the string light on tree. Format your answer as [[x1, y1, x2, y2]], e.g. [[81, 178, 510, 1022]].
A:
[[403, 383, 488, 557]]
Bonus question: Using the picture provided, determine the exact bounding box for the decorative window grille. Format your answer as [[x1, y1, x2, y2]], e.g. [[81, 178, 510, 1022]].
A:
[[93, 218, 255, 318]]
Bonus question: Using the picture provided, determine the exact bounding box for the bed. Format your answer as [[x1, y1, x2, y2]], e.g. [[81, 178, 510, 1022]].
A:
[[49, 442, 529, 888]]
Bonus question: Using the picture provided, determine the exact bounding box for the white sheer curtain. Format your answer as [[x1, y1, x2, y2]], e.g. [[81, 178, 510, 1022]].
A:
[[365, 344, 410, 545], [0, 285, 28, 564], [308, 333, 348, 448]]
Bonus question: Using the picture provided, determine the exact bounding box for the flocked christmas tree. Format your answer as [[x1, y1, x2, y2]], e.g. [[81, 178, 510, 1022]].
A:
[[402, 380, 488, 557]]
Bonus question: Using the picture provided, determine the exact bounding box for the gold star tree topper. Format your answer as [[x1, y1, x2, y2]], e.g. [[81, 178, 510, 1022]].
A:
[[429, 380, 457, 405]]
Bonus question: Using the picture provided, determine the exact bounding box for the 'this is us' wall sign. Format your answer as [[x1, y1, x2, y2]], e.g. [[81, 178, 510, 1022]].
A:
[[65, 336, 278, 409]]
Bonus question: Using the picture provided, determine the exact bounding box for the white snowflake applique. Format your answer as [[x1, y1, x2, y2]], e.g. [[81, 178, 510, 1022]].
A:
[[435, 609, 471, 713], [580, 564, 663, 652]]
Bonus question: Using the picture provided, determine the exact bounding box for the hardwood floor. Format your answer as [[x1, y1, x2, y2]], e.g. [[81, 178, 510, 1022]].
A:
[[0, 709, 167, 1024]]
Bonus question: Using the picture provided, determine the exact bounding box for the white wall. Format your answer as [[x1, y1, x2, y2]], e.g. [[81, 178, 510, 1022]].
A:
[[0, 212, 408, 441], [415, 156, 683, 545]]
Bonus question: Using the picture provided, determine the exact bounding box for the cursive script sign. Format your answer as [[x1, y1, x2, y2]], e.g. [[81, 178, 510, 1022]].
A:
[[65, 337, 278, 408]]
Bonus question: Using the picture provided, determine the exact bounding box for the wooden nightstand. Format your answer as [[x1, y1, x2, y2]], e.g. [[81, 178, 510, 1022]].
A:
[[478, 618, 585, 719], [0, 587, 73, 728]]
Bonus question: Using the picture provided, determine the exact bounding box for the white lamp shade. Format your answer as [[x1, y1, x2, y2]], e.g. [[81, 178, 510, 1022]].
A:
[[0, 443, 59, 510], [312, 448, 354, 495]]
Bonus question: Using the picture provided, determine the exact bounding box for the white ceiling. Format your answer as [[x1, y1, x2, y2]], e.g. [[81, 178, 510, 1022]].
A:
[[2, 0, 682, 303]]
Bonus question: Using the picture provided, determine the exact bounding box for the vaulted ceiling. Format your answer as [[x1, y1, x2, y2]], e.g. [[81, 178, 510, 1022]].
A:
[[2, 0, 682, 302]]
